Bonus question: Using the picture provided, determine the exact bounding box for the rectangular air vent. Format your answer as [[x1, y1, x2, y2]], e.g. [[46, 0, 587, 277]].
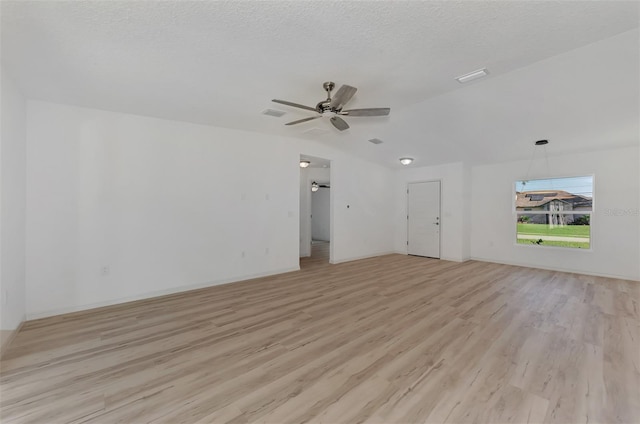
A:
[[455, 68, 489, 84], [368, 138, 384, 144], [261, 109, 286, 117]]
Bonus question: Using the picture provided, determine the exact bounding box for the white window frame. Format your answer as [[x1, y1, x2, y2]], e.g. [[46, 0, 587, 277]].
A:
[[513, 175, 595, 251]]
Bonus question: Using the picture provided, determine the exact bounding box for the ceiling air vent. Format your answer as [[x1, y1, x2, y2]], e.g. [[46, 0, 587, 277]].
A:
[[455, 68, 489, 84], [262, 109, 286, 117], [368, 138, 384, 145]]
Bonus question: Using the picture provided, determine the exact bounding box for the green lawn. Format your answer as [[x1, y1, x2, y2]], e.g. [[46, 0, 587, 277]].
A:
[[517, 223, 590, 237], [516, 239, 590, 249]]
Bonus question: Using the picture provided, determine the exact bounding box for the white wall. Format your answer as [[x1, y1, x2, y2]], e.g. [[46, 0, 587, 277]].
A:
[[330, 158, 396, 263], [470, 146, 640, 281], [394, 161, 469, 262], [0, 68, 27, 340], [312, 187, 330, 241], [26, 101, 396, 318]]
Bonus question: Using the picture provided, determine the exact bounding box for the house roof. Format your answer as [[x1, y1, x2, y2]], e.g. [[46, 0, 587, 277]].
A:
[[516, 190, 591, 209]]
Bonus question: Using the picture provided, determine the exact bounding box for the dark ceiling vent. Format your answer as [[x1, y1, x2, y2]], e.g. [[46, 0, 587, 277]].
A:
[[262, 109, 286, 117]]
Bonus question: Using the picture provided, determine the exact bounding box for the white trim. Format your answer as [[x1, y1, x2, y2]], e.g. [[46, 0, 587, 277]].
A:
[[330, 251, 396, 265], [513, 174, 595, 251], [328, 161, 334, 263], [0, 317, 26, 358], [470, 257, 639, 282], [397, 251, 469, 263], [440, 256, 469, 263], [26, 266, 300, 320]]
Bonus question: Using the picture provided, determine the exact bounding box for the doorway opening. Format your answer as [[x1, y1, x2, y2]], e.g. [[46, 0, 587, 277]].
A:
[[299, 155, 331, 267]]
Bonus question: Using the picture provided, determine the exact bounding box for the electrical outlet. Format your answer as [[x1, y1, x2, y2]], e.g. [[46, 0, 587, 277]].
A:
[[101, 266, 110, 276]]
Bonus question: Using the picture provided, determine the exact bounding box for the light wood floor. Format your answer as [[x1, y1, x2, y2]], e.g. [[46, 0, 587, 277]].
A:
[[300, 240, 330, 268], [1, 255, 638, 423]]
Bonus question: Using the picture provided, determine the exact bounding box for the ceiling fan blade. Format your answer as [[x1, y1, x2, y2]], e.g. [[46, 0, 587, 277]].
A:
[[330, 85, 357, 110], [330, 116, 349, 131], [285, 116, 320, 126], [342, 108, 390, 117], [272, 99, 317, 112]]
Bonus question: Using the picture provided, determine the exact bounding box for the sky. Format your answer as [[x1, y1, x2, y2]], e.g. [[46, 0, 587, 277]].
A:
[[515, 176, 593, 197]]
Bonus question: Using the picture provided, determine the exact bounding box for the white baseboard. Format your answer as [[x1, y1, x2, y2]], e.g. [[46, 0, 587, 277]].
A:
[[0, 317, 26, 358], [470, 257, 640, 282], [440, 256, 470, 263], [394, 251, 470, 263], [330, 251, 398, 265], [27, 266, 301, 320]]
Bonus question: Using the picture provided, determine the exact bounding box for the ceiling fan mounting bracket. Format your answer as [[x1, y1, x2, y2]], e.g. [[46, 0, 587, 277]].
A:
[[323, 81, 335, 93]]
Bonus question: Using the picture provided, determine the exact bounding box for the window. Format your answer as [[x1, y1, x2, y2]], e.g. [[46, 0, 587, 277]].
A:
[[515, 176, 593, 249]]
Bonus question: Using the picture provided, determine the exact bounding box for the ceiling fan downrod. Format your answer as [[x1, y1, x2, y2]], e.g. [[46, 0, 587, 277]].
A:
[[317, 81, 335, 113]]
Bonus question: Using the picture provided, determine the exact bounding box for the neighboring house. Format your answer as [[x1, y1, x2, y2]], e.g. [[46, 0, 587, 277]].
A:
[[516, 190, 592, 225]]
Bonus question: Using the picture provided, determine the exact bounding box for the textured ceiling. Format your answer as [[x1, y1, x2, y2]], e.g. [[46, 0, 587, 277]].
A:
[[2, 1, 639, 168]]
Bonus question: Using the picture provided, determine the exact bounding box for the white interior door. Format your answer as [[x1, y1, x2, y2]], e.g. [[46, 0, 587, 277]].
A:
[[407, 181, 441, 258]]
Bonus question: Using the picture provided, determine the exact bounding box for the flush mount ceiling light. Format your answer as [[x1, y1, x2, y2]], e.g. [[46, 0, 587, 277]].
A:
[[399, 157, 414, 165], [299, 160, 311, 168], [455, 68, 489, 84]]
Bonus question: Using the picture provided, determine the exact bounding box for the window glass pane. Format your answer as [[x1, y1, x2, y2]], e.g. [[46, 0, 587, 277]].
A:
[[517, 213, 590, 249], [515, 176, 593, 212]]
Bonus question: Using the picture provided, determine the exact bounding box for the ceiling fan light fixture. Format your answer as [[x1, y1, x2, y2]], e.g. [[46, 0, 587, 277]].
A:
[[299, 160, 311, 168], [455, 68, 489, 84], [399, 157, 414, 165]]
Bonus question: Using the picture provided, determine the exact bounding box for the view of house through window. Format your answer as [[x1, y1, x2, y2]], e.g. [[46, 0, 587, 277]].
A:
[[515, 176, 593, 249]]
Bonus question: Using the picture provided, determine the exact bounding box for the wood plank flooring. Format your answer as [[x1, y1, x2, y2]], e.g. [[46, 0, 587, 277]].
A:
[[1, 254, 639, 423], [300, 240, 330, 268]]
